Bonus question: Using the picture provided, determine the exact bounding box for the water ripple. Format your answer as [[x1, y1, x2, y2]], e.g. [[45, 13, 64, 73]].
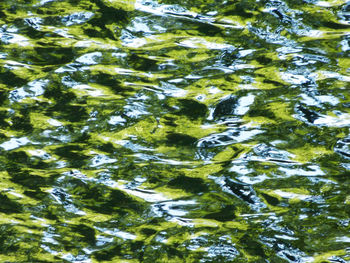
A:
[[0, 0, 349, 262]]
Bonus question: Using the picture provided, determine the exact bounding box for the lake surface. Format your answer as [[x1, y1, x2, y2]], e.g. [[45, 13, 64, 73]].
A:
[[0, 0, 349, 262]]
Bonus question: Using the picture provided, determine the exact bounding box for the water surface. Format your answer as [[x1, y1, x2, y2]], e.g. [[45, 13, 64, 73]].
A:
[[0, 0, 350, 262]]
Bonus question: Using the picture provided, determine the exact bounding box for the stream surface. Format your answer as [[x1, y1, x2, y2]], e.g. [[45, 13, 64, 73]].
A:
[[0, 0, 350, 262]]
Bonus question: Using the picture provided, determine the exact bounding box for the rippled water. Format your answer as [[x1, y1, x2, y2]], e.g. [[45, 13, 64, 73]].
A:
[[0, 0, 350, 262]]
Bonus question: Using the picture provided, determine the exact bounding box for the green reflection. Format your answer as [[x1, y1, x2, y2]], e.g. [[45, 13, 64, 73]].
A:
[[0, 0, 349, 262]]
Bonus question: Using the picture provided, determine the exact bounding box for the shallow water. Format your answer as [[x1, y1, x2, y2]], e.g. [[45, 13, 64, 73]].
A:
[[0, 0, 349, 262]]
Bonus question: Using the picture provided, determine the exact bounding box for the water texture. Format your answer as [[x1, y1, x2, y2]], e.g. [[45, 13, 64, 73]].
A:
[[0, 0, 349, 262]]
